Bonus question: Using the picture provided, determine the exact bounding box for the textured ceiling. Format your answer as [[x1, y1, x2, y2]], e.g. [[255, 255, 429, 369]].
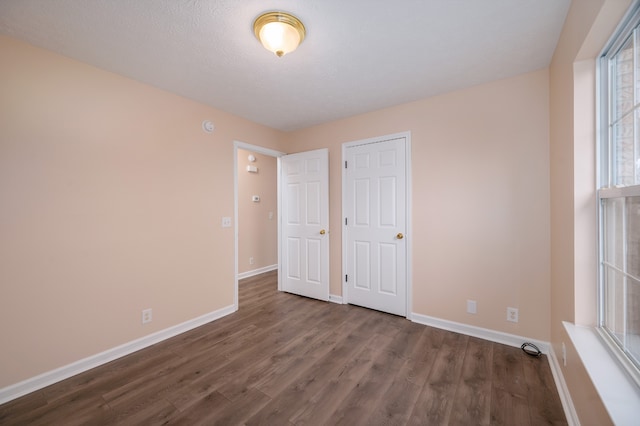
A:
[[0, 0, 571, 131]]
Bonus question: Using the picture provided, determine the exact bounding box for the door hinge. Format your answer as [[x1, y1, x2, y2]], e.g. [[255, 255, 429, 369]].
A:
[[344, 161, 348, 169], [345, 217, 348, 226], [345, 274, 348, 282]]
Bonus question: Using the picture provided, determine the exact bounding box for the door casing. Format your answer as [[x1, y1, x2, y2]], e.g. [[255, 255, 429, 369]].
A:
[[233, 141, 285, 309], [341, 131, 412, 319]]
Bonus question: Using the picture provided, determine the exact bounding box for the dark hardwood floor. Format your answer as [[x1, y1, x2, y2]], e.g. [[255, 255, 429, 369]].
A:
[[0, 271, 567, 425]]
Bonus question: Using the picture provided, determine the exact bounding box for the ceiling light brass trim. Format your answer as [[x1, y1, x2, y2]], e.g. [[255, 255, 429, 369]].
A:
[[253, 11, 306, 48]]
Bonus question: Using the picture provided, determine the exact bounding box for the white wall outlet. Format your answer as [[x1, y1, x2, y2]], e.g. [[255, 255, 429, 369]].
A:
[[507, 307, 518, 323], [268, 211, 274, 220], [142, 308, 152, 324], [562, 342, 567, 366], [249, 257, 255, 265], [221, 217, 232, 228], [466, 300, 477, 314]]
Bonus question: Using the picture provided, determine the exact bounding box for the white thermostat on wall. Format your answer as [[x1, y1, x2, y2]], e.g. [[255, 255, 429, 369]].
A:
[[252, 195, 260, 202]]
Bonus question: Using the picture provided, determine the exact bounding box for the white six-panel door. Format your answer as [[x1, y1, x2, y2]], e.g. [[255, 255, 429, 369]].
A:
[[280, 149, 329, 301], [344, 137, 407, 316]]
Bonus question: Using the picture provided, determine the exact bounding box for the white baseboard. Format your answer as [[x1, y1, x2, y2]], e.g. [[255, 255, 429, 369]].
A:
[[411, 313, 550, 354], [411, 314, 583, 422], [547, 344, 580, 426], [237, 264, 278, 280], [0, 304, 236, 405], [329, 294, 343, 304]]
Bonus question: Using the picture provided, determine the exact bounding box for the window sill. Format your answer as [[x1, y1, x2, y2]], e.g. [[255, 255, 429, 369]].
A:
[[563, 321, 640, 425]]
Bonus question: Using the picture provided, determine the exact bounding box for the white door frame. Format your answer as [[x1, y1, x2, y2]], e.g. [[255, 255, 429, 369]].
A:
[[233, 141, 285, 309], [341, 131, 412, 319]]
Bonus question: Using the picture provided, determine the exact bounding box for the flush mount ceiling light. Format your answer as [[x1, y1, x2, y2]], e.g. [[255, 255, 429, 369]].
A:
[[253, 11, 306, 57]]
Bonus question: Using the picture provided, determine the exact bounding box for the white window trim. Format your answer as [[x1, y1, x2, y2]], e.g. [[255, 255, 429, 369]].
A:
[[596, 0, 640, 390], [564, 322, 640, 425]]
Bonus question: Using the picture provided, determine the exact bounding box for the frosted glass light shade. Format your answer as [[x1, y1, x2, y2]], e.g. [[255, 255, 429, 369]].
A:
[[254, 12, 305, 57]]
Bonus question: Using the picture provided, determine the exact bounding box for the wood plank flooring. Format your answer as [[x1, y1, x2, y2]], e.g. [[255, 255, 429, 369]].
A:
[[0, 271, 567, 425]]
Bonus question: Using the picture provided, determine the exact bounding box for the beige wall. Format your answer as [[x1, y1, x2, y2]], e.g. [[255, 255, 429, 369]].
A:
[[0, 35, 286, 388], [237, 149, 278, 273], [286, 69, 551, 341], [549, 0, 632, 424], [1, 34, 553, 390]]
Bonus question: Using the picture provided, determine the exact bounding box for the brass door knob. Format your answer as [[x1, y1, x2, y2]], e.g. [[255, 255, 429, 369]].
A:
[[396, 233, 404, 239], [320, 229, 326, 235]]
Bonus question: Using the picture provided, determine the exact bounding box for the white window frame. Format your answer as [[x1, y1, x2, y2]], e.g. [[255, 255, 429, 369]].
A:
[[597, 1, 640, 386]]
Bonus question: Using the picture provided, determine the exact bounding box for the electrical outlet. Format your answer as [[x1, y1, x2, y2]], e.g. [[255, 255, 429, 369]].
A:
[[562, 342, 567, 366], [467, 300, 477, 314], [142, 308, 152, 324], [249, 257, 255, 265], [221, 217, 232, 228], [507, 307, 518, 323]]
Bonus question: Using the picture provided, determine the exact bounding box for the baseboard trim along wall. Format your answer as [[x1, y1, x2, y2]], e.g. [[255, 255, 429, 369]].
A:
[[237, 264, 278, 280], [0, 304, 236, 405], [411, 313, 550, 353], [328, 294, 343, 304], [411, 313, 578, 426], [547, 344, 580, 426], [0, 302, 579, 419]]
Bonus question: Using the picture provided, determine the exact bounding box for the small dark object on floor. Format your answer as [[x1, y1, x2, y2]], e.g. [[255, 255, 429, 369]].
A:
[[521, 342, 542, 357]]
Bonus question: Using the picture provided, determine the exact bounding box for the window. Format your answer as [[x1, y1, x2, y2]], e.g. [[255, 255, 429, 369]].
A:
[[599, 4, 640, 382]]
